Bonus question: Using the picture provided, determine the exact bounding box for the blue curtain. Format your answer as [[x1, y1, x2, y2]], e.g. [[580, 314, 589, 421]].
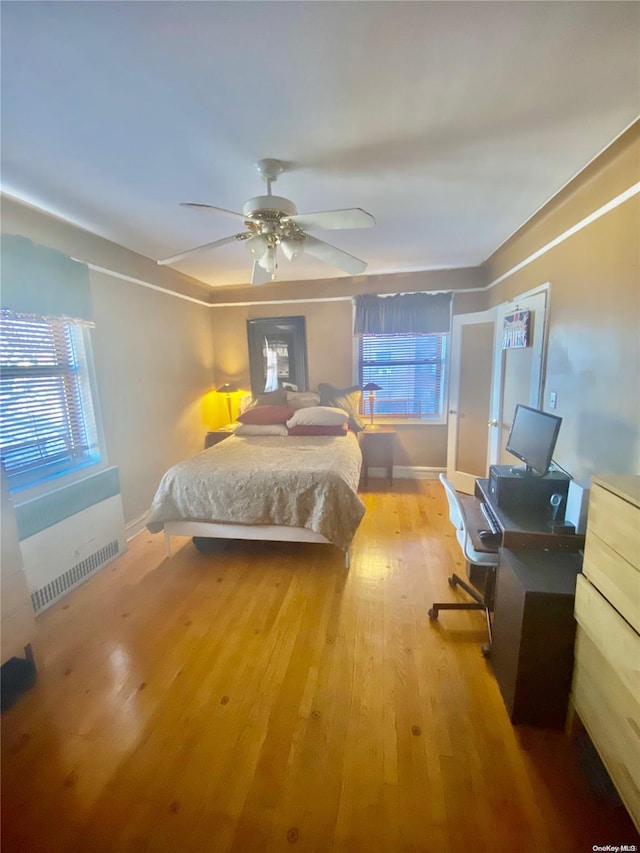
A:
[[1, 234, 92, 323], [353, 292, 451, 335]]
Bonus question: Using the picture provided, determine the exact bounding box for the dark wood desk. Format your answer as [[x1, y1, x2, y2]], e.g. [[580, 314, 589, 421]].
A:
[[491, 547, 582, 727], [458, 493, 500, 554], [475, 478, 585, 552], [471, 477, 585, 727]]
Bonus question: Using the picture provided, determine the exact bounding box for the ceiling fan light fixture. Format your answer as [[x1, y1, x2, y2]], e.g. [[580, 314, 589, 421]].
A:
[[280, 237, 303, 262], [245, 233, 270, 259], [257, 244, 277, 273]]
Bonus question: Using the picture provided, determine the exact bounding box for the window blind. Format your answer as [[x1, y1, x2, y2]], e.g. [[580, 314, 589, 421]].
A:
[[359, 333, 448, 419], [0, 311, 100, 489]]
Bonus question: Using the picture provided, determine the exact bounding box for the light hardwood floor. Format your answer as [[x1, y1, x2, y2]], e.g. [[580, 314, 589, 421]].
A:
[[2, 479, 638, 852]]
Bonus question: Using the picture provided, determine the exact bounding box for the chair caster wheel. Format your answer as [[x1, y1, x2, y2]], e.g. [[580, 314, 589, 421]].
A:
[[428, 608, 438, 620], [481, 644, 491, 658]]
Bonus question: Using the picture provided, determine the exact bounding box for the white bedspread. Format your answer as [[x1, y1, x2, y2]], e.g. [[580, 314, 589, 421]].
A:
[[146, 432, 365, 550]]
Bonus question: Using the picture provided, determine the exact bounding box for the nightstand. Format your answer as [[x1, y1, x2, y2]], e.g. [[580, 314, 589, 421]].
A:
[[359, 426, 396, 485], [204, 427, 235, 449]]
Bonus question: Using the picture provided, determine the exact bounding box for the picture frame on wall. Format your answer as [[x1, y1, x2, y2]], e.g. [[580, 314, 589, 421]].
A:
[[246, 316, 308, 395], [502, 309, 531, 349]]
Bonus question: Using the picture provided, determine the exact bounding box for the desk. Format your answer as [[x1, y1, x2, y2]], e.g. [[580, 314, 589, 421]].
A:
[[473, 478, 584, 727], [491, 547, 582, 727], [458, 493, 500, 555], [475, 478, 585, 552]]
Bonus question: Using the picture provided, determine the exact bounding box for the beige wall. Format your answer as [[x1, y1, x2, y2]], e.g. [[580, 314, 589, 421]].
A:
[[90, 272, 213, 523], [485, 122, 640, 479], [211, 297, 457, 468], [210, 266, 487, 468], [1, 198, 215, 526], [5, 120, 636, 508]]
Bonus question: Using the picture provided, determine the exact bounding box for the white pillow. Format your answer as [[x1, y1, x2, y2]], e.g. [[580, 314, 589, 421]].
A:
[[234, 423, 288, 436], [286, 406, 349, 428]]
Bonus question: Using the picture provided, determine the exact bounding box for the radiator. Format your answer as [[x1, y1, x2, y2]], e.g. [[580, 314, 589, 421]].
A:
[[18, 492, 126, 613]]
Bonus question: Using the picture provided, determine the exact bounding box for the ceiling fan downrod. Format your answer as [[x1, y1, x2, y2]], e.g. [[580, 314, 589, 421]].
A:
[[255, 158, 284, 196]]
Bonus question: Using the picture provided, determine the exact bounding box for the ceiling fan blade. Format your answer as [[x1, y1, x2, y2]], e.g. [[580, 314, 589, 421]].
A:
[[157, 233, 249, 266], [303, 235, 367, 276], [251, 260, 273, 286], [179, 202, 256, 222], [287, 208, 375, 231]]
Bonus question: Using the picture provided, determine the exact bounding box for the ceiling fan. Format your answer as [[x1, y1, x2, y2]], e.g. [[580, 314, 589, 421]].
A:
[[157, 158, 375, 285]]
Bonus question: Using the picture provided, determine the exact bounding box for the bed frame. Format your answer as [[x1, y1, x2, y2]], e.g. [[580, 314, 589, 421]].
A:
[[163, 520, 351, 568]]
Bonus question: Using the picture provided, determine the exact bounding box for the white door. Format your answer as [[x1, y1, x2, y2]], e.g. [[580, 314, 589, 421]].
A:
[[447, 286, 549, 493], [446, 308, 496, 493], [488, 288, 549, 466]]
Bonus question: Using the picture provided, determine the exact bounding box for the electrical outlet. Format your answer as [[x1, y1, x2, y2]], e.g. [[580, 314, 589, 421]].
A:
[[549, 391, 557, 409]]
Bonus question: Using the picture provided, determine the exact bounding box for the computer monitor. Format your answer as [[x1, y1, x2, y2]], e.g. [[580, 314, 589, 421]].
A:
[[505, 404, 562, 477]]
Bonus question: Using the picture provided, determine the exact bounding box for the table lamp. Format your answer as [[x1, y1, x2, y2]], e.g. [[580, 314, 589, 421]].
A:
[[362, 382, 382, 428], [217, 382, 239, 424]]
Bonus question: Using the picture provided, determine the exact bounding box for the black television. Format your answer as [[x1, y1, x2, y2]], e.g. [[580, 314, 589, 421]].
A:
[[505, 404, 562, 477]]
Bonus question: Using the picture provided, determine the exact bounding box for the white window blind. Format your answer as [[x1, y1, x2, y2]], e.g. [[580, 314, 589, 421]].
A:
[[0, 311, 101, 491], [359, 333, 448, 421]]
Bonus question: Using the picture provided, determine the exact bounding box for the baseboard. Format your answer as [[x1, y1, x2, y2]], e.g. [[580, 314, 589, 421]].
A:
[[395, 466, 444, 480], [125, 512, 150, 541], [365, 466, 444, 480]]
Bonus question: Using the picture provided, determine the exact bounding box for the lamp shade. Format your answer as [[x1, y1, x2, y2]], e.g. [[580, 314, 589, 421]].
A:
[[362, 382, 382, 392], [245, 234, 270, 259], [280, 237, 303, 262], [257, 244, 277, 273]]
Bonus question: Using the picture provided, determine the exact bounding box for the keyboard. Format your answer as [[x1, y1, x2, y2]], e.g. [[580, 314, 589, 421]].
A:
[[480, 501, 501, 535]]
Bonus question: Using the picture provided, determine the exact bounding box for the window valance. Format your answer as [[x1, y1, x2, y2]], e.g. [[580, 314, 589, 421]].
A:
[[1, 234, 93, 323], [353, 292, 452, 336]]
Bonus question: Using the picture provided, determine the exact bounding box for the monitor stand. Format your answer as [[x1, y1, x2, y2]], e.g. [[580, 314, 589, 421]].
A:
[[509, 464, 535, 477]]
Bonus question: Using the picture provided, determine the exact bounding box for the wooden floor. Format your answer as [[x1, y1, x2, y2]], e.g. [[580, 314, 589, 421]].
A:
[[2, 479, 638, 852]]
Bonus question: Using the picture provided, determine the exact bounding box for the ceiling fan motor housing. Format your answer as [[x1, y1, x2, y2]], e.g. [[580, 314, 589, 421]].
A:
[[242, 195, 297, 219]]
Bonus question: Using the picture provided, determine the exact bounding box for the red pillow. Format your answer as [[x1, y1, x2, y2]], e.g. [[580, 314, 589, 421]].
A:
[[287, 423, 348, 436], [237, 405, 293, 425]]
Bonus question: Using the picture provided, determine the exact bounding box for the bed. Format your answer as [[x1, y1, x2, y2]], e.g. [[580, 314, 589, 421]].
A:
[[146, 430, 366, 567]]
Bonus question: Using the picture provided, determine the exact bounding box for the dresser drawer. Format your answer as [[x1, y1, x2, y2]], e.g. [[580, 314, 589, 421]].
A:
[[573, 575, 640, 829], [574, 574, 640, 693], [588, 482, 640, 570], [583, 530, 640, 633]]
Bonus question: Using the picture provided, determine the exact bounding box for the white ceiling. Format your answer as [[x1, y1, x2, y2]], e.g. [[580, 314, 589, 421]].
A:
[[1, 1, 638, 290]]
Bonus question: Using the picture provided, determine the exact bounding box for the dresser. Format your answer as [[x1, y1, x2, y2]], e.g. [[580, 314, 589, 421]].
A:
[[569, 474, 640, 832]]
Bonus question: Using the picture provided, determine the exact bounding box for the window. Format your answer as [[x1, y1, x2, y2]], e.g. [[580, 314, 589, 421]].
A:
[[358, 332, 449, 421], [0, 310, 101, 492]]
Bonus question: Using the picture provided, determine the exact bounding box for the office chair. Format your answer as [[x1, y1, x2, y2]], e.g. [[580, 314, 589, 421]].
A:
[[429, 473, 499, 656]]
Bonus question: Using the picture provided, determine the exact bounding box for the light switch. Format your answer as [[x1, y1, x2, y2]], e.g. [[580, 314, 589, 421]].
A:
[[549, 391, 557, 409]]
